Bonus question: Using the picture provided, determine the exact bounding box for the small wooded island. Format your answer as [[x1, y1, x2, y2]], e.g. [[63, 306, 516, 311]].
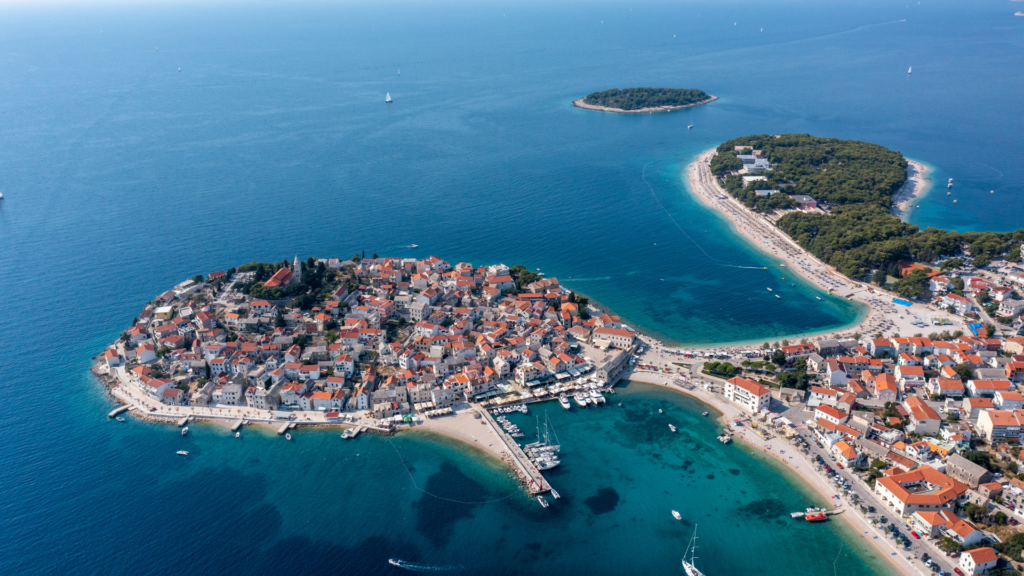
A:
[[573, 87, 717, 113]]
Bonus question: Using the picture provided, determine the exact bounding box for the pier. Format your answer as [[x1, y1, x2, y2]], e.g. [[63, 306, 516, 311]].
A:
[[177, 417, 189, 427], [480, 409, 549, 495], [277, 423, 290, 435], [230, 419, 244, 432], [108, 406, 129, 418]]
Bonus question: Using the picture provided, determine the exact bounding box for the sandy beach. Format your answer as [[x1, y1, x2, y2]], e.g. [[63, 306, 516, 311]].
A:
[[890, 159, 930, 221], [571, 95, 717, 114], [625, 372, 921, 576], [684, 149, 966, 351]]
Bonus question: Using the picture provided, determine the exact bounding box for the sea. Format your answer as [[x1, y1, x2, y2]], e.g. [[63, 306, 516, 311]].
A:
[[1, 1, 1021, 574]]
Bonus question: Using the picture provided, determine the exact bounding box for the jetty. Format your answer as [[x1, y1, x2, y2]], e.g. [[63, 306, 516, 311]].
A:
[[108, 406, 129, 418], [277, 423, 290, 435], [230, 419, 244, 432], [177, 417, 189, 427], [481, 409, 549, 495]]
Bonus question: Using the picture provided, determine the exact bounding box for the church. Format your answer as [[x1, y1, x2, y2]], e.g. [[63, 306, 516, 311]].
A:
[[264, 256, 303, 288]]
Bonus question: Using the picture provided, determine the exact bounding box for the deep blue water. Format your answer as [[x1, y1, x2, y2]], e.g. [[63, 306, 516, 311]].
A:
[[2, 0, 1022, 574]]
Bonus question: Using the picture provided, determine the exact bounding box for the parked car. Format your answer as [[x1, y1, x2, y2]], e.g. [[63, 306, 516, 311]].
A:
[[912, 531, 921, 539], [954, 568, 965, 576]]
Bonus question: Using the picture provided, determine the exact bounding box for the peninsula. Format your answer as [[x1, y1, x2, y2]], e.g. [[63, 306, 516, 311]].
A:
[[573, 87, 716, 113], [95, 256, 642, 496], [674, 135, 1024, 576]]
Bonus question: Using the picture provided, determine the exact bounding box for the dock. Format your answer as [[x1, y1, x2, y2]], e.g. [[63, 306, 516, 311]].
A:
[[277, 423, 290, 435], [230, 419, 244, 432], [480, 409, 549, 495], [177, 417, 189, 427], [108, 406, 129, 418]]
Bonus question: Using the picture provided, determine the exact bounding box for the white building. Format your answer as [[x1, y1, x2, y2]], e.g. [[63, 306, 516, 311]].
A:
[[724, 377, 770, 414]]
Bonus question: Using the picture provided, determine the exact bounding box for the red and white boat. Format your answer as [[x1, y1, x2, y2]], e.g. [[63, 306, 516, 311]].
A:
[[805, 510, 828, 522]]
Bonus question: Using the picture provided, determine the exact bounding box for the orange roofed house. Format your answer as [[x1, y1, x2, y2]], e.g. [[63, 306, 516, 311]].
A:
[[724, 377, 770, 414], [873, 466, 968, 518]]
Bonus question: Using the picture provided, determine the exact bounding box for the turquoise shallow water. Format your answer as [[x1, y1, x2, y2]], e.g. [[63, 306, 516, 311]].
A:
[[1, 0, 1023, 573]]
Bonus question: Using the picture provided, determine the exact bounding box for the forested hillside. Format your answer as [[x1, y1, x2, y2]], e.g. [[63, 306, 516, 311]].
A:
[[711, 134, 1024, 281], [582, 88, 710, 110]]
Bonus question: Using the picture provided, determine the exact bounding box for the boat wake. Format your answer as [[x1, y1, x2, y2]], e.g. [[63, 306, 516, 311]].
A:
[[388, 559, 463, 571]]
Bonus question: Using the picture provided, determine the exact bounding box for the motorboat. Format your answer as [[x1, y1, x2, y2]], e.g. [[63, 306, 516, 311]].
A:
[[235, 432, 241, 438], [537, 496, 549, 508], [766, 287, 773, 292], [176, 451, 189, 456], [805, 510, 828, 522], [574, 393, 588, 407], [181, 426, 189, 436], [559, 396, 572, 410], [672, 510, 683, 520], [702, 411, 709, 416], [285, 433, 292, 441], [669, 424, 677, 432]]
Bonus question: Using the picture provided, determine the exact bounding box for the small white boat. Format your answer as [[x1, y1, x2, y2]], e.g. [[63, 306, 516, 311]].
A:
[[559, 396, 572, 410], [285, 433, 292, 441], [181, 427, 189, 436], [574, 393, 588, 407], [537, 496, 549, 508], [907, 66, 912, 74], [398, 69, 400, 75], [385, 92, 392, 103], [672, 510, 683, 520], [702, 411, 709, 417], [176, 450, 189, 456], [687, 124, 693, 129], [178, 67, 181, 72], [115, 416, 125, 422], [658, 409, 663, 413], [235, 432, 240, 438], [669, 424, 677, 432], [766, 287, 773, 292], [816, 296, 822, 300], [408, 244, 418, 248], [775, 294, 780, 299], [551, 489, 561, 499]]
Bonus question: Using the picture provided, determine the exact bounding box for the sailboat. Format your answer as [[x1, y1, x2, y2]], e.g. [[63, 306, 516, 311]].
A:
[[385, 92, 392, 103], [681, 526, 706, 576], [907, 66, 912, 74], [397, 69, 400, 75]]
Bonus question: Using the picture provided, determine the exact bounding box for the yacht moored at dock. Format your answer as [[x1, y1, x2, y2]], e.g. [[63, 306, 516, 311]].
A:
[[558, 395, 572, 410], [574, 392, 588, 407]]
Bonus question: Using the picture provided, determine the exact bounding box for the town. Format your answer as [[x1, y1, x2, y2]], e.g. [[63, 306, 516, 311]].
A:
[[95, 252, 1024, 575], [99, 256, 640, 423], [637, 319, 1024, 576]]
